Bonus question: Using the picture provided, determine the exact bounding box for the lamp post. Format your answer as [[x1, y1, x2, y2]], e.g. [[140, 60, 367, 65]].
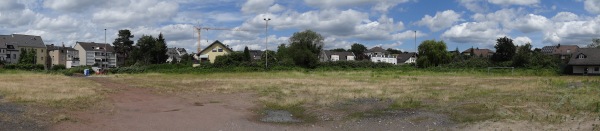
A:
[[104, 29, 107, 70], [263, 18, 271, 69], [414, 30, 417, 68]]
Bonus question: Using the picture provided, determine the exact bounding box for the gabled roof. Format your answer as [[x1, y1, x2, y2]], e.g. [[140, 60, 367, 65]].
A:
[[76, 42, 115, 52], [541, 44, 579, 55], [0, 34, 46, 48], [199, 40, 233, 54], [48, 45, 78, 51], [367, 46, 387, 53], [568, 48, 600, 66], [322, 50, 355, 60], [397, 52, 416, 62]]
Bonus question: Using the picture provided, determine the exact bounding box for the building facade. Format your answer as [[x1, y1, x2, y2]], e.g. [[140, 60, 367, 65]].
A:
[[74, 42, 117, 68], [195, 40, 233, 64], [0, 34, 48, 66], [568, 48, 600, 75], [320, 50, 356, 62], [47, 44, 80, 68]]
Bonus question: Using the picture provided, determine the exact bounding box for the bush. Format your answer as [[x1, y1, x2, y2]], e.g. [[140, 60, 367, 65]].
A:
[[51, 65, 66, 70], [67, 66, 95, 74], [4, 64, 45, 70]]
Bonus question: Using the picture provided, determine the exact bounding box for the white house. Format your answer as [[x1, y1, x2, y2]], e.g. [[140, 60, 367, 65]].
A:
[[396, 52, 417, 65], [365, 46, 397, 65], [320, 50, 355, 62]]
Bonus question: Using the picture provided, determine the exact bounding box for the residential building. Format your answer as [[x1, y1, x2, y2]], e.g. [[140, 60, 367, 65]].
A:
[[320, 50, 355, 62], [568, 48, 600, 75], [46, 44, 79, 68], [249, 50, 263, 60], [461, 48, 494, 58], [0, 34, 48, 66], [541, 44, 579, 60], [74, 42, 117, 68], [397, 52, 417, 65], [166, 47, 188, 63], [195, 40, 233, 64], [365, 46, 397, 64]]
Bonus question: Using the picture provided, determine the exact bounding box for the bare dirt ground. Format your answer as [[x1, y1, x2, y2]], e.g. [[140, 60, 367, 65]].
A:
[[50, 77, 453, 131]]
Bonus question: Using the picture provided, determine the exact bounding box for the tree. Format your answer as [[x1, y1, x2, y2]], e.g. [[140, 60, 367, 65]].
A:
[[587, 38, 600, 48], [243, 46, 251, 61], [113, 30, 135, 66], [512, 43, 532, 67], [491, 36, 516, 62], [133, 35, 157, 64], [287, 30, 324, 68], [386, 48, 402, 54], [18, 48, 36, 64], [330, 48, 347, 52], [417, 40, 450, 68], [350, 43, 368, 60], [276, 44, 293, 65], [154, 33, 168, 64]]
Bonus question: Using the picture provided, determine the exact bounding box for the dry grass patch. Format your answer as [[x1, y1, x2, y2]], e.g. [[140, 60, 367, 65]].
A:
[[110, 71, 600, 125], [0, 73, 102, 109]]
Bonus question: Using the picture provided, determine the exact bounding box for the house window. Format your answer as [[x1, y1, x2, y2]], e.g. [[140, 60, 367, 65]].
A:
[[567, 49, 571, 53], [578, 54, 586, 59], [218, 48, 223, 52], [13, 54, 16, 59], [7, 45, 14, 49], [6, 54, 10, 58], [596, 67, 599, 72], [212, 48, 217, 52]]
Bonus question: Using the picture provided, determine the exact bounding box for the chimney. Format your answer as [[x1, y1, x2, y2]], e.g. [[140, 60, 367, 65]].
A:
[[62, 42, 65, 47]]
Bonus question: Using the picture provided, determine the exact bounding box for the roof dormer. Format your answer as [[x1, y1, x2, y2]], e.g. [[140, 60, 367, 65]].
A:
[[577, 53, 587, 59]]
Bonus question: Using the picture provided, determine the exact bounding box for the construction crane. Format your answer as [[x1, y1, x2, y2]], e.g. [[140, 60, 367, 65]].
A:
[[194, 26, 251, 53]]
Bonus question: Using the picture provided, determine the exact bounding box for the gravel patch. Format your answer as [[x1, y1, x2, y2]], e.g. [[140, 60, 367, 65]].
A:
[[260, 110, 302, 123]]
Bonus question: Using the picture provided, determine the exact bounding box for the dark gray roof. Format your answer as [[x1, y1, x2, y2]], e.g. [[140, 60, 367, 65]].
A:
[[568, 48, 600, 66], [367, 46, 387, 53], [397, 52, 416, 62], [541, 45, 579, 55], [48, 45, 77, 51], [76, 42, 114, 52], [0, 34, 46, 48], [323, 50, 355, 61]]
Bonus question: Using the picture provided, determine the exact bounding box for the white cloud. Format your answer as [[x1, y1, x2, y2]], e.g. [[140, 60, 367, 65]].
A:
[[551, 12, 579, 22], [457, 0, 489, 13], [268, 4, 285, 13], [487, 0, 539, 6], [34, 15, 81, 33], [584, 0, 600, 14], [304, 0, 410, 13], [92, 0, 179, 28], [0, 9, 38, 27], [510, 14, 551, 33], [543, 16, 600, 45], [417, 10, 462, 32], [0, 0, 25, 11], [514, 36, 532, 46], [442, 22, 506, 45], [241, 0, 275, 14], [43, 0, 107, 12]]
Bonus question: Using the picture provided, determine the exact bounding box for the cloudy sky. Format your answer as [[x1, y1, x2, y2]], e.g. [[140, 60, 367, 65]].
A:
[[1, 0, 600, 53]]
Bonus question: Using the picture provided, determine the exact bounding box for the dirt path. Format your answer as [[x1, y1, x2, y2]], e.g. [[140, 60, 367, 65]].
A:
[[52, 77, 330, 131]]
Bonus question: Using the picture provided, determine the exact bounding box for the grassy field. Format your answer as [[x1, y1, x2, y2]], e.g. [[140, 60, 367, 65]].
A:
[[0, 71, 103, 109], [109, 70, 600, 124]]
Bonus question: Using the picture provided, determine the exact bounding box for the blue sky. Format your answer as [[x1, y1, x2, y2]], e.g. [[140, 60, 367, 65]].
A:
[[1, 0, 600, 53]]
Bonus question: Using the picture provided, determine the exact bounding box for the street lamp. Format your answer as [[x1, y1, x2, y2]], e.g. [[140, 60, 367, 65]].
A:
[[104, 29, 107, 70], [264, 18, 271, 69]]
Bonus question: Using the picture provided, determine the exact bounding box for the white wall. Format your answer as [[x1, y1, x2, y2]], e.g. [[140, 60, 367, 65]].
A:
[[573, 66, 600, 74]]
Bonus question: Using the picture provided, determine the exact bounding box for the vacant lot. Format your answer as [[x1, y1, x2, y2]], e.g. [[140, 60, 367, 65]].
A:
[[2, 70, 600, 130], [109, 70, 600, 130]]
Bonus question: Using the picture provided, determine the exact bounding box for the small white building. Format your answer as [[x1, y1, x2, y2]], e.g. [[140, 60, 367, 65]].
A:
[[396, 52, 417, 65], [74, 42, 117, 68], [320, 50, 355, 62], [365, 46, 398, 65]]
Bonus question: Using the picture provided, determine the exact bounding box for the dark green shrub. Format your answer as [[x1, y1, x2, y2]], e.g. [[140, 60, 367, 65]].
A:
[[51, 65, 66, 70]]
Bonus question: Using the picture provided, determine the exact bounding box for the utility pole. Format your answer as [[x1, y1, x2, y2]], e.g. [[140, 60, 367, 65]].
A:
[[104, 29, 107, 70], [263, 18, 271, 69], [414, 30, 417, 68]]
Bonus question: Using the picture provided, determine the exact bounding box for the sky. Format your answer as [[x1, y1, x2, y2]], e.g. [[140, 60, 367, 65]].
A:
[[1, 0, 600, 53]]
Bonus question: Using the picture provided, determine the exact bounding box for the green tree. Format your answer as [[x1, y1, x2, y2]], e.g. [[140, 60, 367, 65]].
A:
[[287, 30, 324, 68], [243, 46, 251, 61], [113, 30, 135, 66], [154, 33, 168, 64], [330, 48, 347, 52], [587, 38, 600, 48], [276, 44, 293, 65], [214, 52, 246, 67], [512, 43, 532, 67], [134, 35, 157, 64], [18, 48, 36, 64], [491, 36, 516, 62], [386, 48, 402, 54], [350, 43, 368, 60], [417, 40, 450, 68]]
